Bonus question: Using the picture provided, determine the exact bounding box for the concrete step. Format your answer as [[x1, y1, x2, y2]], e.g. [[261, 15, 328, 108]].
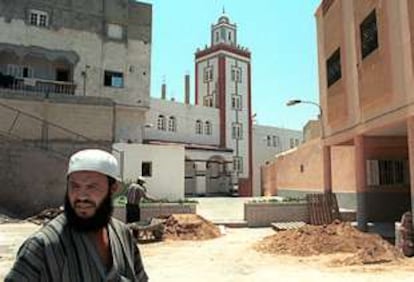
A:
[[211, 220, 248, 228]]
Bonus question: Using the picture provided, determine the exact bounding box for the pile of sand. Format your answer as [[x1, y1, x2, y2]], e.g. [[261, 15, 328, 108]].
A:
[[163, 214, 221, 240], [254, 220, 404, 265]]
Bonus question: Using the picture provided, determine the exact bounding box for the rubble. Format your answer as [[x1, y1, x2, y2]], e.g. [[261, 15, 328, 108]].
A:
[[26, 207, 63, 225], [254, 220, 404, 265], [163, 214, 221, 240]]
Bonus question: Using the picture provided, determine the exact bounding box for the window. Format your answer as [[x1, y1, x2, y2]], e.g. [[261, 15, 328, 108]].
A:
[[272, 136, 280, 147], [231, 95, 242, 110], [204, 95, 213, 107], [231, 67, 242, 82], [157, 115, 166, 131], [266, 136, 271, 146], [196, 120, 203, 134], [360, 10, 378, 59], [107, 23, 123, 40], [289, 138, 294, 148], [232, 123, 243, 139], [326, 48, 341, 87], [104, 71, 124, 88], [205, 121, 212, 135], [295, 138, 300, 146], [168, 116, 176, 132], [204, 67, 213, 82], [233, 156, 243, 173], [29, 10, 48, 27], [367, 160, 409, 186], [7, 65, 33, 78], [142, 162, 152, 177], [56, 69, 70, 81]]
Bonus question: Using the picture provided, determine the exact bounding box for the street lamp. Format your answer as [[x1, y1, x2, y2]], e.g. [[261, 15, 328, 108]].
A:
[[286, 99, 324, 139]]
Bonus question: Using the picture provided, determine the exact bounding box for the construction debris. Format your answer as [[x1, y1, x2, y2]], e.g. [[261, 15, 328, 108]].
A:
[[255, 220, 404, 265], [26, 207, 63, 225], [163, 214, 221, 240]]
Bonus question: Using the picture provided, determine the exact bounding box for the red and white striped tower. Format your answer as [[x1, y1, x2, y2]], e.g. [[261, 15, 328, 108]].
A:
[[194, 13, 252, 196]]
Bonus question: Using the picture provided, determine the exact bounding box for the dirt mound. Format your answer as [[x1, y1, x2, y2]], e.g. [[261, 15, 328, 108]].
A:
[[26, 207, 63, 225], [254, 220, 404, 265], [163, 214, 221, 240]]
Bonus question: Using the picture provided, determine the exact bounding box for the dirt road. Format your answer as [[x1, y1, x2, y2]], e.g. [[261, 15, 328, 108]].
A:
[[1, 223, 414, 281], [141, 227, 414, 282]]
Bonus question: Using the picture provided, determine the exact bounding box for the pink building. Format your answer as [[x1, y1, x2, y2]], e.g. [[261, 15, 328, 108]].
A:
[[264, 0, 414, 230]]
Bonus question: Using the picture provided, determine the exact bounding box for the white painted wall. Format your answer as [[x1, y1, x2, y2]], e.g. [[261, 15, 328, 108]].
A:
[[252, 124, 303, 196], [225, 56, 250, 179], [145, 98, 220, 145], [113, 143, 185, 201], [195, 57, 219, 107]]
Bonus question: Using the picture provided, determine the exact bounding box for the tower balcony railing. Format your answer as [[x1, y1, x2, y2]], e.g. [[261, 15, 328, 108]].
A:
[[0, 77, 77, 96]]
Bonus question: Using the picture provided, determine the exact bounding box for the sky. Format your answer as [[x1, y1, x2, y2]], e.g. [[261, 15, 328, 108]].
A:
[[140, 0, 322, 131]]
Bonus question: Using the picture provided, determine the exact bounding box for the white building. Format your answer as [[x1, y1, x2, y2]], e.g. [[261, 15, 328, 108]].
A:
[[144, 14, 302, 197]]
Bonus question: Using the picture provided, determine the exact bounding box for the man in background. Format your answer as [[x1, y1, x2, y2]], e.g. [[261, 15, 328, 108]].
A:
[[126, 176, 157, 223]]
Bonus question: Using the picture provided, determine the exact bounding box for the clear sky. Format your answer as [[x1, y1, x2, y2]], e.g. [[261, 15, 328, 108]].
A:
[[140, 0, 322, 131]]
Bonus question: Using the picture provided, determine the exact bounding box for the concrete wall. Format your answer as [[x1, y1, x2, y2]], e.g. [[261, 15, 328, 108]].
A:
[[0, 94, 114, 141], [262, 139, 357, 209], [0, 0, 151, 108], [252, 124, 302, 196], [113, 143, 185, 200], [0, 136, 66, 217]]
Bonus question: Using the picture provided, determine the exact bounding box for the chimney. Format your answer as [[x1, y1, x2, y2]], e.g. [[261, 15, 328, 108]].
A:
[[161, 82, 166, 100], [185, 74, 190, 104]]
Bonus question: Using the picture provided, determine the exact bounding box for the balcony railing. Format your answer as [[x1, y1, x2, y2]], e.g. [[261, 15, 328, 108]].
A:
[[0, 77, 76, 95]]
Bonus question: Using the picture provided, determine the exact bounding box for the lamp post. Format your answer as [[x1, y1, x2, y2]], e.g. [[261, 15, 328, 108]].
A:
[[286, 99, 324, 139]]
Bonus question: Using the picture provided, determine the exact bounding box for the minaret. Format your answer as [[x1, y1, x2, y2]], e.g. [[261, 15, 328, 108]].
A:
[[194, 13, 253, 196]]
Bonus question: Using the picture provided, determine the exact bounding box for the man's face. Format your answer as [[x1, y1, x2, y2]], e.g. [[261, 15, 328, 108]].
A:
[[65, 171, 116, 231]]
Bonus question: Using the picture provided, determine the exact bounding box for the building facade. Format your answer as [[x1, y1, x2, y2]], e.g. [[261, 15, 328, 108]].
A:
[[264, 0, 414, 228], [145, 14, 302, 197], [0, 0, 152, 142], [315, 0, 414, 229]]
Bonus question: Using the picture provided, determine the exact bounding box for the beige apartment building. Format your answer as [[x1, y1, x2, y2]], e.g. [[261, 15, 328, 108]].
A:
[[264, 0, 414, 230]]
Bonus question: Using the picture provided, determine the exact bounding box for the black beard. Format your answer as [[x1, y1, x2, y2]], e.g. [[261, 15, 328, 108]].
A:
[[64, 192, 113, 232]]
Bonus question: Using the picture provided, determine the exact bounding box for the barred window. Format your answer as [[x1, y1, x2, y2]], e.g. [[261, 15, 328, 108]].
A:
[[367, 159, 409, 186], [205, 121, 212, 135], [29, 9, 49, 27], [326, 48, 341, 87], [233, 156, 243, 173], [231, 67, 242, 83], [196, 120, 203, 134], [272, 136, 280, 147], [204, 67, 213, 82], [360, 10, 378, 59], [204, 95, 213, 107], [231, 95, 242, 110], [232, 123, 243, 140], [157, 115, 166, 131], [168, 116, 176, 132]]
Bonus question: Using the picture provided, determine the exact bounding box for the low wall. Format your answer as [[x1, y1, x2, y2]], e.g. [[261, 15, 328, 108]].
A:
[[113, 203, 197, 222], [244, 202, 309, 227]]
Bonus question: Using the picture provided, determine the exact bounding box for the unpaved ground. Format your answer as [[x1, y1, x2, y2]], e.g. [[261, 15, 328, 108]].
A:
[[2, 222, 414, 281]]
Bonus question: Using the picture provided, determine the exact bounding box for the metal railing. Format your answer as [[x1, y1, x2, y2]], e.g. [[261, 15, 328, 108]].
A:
[[0, 78, 76, 96]]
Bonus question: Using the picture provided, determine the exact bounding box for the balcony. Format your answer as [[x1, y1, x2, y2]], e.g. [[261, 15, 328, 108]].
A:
[[0, 76, 76, 96]]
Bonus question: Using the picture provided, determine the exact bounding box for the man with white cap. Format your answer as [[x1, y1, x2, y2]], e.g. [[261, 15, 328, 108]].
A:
[[126, 176, 157, 223], [5, 149, 148, 281]]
